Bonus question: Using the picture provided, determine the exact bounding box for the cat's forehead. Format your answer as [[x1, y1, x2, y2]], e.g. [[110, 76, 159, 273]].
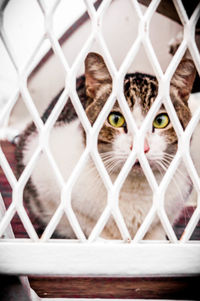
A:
[[124, 73, 158, 114]]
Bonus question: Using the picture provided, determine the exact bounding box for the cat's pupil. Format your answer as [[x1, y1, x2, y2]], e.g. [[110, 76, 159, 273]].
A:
[[157, 117, 162, 124], [114, 116, 119, 124]]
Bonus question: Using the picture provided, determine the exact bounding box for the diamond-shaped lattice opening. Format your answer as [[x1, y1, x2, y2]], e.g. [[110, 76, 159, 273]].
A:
[[49, 212, 77, 239], [22, 152, 65, 238], [71, 154, 107, 239], [74, 74, 89, 114], [149, 0, 183, 72], [47, 107, 87, 173], [9, 212, 29, 239], [53, 0, 92, 68], [169, 48, 197, 129], [127, 44, 155, 76], [7, 93, 34, 147], [102, 0, 139, 67], [15, 90, 74, 174], [44, 74, 91, 128], [100, 216, 122, 240], [143, 219, 168, 241], [119, 169, 154, 240], [182, 1, 200, 19], [0, 38, 17, 105], [0, 141, 16, 176], [27, 43, 66, 119], [15, 123, 39, 180], [165, 50, 196, 145], [3, 0, 44, 68], [163, 159, 194, 240], [59, 71, 91, 125]]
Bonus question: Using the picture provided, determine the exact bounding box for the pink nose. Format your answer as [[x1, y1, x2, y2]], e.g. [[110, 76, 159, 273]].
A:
[[130, 139, 150, 153]]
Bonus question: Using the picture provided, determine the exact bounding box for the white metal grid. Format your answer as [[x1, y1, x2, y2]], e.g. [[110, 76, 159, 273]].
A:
[[0, 0, 200, 284]]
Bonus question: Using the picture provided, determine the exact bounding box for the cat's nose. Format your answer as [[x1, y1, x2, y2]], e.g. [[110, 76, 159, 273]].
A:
[[144, 139, 150, 153], [130, 141, 149, 153]]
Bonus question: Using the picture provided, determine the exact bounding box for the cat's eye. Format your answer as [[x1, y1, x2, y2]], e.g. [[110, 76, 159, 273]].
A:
[[108, 112, 125, 128], [153, 113, 169, 129]]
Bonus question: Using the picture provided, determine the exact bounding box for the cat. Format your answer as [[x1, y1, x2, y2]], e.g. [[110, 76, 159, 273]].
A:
[[15, 51, 196, 240]]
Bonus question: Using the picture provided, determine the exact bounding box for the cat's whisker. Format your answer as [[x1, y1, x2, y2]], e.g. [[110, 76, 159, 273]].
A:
[[163, 152, 175, 158], [161, 159, 190, 183], [105, 164, 118, 175], [161, 158, 172, 167], [155, 160, 168, 173], [100, 152, 126, 161], [102, 155, 126, 167], [100, 153, 115, 160], [103, 155, 125, 163], [105, 161, 123, 173], [150, 152, 174, 166], [105, 159, 125, 176], [100, 150, 119, 157], [159, 161, 189, 190]]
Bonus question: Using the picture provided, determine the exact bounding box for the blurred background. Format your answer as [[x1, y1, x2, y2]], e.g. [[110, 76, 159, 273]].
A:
[[0, 0, 185, 137]]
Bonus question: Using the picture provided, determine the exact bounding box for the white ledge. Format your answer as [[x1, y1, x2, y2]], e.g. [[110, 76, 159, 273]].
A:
[[0, 242, 200, 276]]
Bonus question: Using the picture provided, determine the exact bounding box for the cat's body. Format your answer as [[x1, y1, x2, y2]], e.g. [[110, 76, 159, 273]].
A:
[[16, 52, 196, 240]]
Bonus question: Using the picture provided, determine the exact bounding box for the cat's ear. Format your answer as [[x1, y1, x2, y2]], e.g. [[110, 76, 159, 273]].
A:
[[85, 52, 112, 98], [170, 51, 196, 104]]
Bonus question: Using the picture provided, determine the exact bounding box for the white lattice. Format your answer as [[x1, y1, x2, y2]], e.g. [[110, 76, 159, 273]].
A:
[[0, 1, 200, 297]]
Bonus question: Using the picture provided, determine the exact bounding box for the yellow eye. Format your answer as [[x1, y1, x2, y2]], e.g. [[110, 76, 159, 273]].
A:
[[108, 112, 125, 128], [153, 113, 169, 129]]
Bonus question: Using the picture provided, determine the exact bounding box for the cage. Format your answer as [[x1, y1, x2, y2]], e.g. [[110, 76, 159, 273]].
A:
[[0, 0, 200, 300]]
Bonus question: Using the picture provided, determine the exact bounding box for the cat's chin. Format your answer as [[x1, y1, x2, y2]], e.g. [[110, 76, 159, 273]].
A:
[[130, 161, 145, 176]]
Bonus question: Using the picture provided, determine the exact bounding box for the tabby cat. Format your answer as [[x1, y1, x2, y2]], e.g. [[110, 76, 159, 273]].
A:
[[15, 51, 196, 240]]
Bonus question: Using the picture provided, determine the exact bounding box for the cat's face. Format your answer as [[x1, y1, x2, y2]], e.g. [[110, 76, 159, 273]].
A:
[[84, 52, 195, 175]]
